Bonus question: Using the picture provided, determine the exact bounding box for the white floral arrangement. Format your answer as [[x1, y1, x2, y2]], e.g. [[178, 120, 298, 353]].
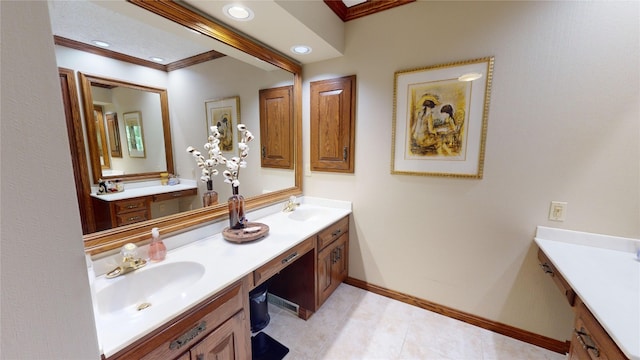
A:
[[222, 124, 254, 188], [187, 124, 254, 189]]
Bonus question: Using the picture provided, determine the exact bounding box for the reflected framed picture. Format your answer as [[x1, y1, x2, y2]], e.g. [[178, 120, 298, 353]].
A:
[[205, 96, 240, 153], [105, 112, 122, 158], [123, 111, 146, 158], [391, 57, 494, 179]]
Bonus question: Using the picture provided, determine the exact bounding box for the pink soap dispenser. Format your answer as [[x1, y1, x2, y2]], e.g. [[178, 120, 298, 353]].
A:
[[149, 227, 166, 262]]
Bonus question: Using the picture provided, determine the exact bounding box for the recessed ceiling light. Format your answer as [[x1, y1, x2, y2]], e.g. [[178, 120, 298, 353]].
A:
[[149, 57, 165, 63], [223, 4, 254, 21], [92, 40, 110, 48], [291, 45, 312, 55], [458, 72, 483, 82]]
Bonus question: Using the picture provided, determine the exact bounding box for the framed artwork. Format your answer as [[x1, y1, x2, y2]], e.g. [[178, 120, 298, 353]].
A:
[[205, 96, 240, 153], [105, 112, 122, 158], [391, 57, 494, 178], [123, 111, 146, 158]]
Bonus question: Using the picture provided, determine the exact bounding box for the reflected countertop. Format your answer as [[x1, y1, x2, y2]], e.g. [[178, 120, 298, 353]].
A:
[[89, 179, 197, 201]]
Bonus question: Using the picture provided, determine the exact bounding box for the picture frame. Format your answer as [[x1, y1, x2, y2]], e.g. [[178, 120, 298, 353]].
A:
[[105, 112, 122, 158], [391, 57, 494, 178], [123, 111, 146, 158], [205, 96, 240, 153]]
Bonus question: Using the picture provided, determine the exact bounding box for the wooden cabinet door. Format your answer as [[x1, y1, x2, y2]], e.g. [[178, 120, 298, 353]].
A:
[[189, 311, 250, 360], [317, 233, 348, 307], [310, 75, 356, 173], [259, 85, 293, 169]]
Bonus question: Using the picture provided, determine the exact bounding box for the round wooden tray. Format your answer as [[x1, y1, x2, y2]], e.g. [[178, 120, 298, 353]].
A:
[[222, 222, 269, 244]]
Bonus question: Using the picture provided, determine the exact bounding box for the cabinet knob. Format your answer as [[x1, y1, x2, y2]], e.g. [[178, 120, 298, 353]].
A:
[[539, 263, 554, 275], [281, 252, 298, 264], [574, 328, 600, 357]]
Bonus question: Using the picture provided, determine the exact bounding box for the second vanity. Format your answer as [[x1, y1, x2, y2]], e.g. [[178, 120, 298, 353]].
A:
[[90, 197, 352, 359], [90, 180, 198, 231]]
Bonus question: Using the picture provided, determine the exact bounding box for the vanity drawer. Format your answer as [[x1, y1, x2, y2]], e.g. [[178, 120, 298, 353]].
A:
[[570, 299, 627, 360], [113, 278, 247, 360], [253, 237, 314, 287], [116, 210, 149, 226], [114, 198, 149, 214], [153, 188, 197, 202], [317, 215, 349, 250], [538, 248, 576, 307]]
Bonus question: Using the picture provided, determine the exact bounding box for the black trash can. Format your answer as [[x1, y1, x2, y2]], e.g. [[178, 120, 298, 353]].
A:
[[249, 281, 270, 332]]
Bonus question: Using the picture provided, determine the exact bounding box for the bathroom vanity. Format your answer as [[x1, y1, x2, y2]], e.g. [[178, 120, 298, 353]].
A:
[[91, 197, 351, 359], [535, 226, 639, 360], [91, 182, 197, 231]]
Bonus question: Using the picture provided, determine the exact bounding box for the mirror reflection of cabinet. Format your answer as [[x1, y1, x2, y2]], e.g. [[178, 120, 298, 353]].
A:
[[93, 105, 111, 169], [259, 86, 294, 169]]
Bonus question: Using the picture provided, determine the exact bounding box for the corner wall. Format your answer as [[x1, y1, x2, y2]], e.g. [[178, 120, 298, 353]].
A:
[[1, 2, 100, 359], [302, 1, 639, 341]]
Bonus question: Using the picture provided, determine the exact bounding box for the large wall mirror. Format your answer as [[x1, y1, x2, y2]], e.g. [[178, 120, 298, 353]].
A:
[[50, 1, 302, 255]]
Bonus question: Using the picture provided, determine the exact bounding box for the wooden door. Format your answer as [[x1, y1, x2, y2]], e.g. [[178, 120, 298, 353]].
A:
[[310, 75, 356, 173], [259, 85, 293, 169], [189, 311, 250, 360], [317, 233, 349, 307]]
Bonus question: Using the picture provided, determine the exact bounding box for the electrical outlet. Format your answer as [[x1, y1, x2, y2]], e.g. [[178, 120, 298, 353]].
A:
[[549, 201, 567, 221]]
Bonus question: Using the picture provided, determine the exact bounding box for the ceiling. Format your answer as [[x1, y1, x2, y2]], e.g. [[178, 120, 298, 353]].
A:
[[48, 0, 413, 69]]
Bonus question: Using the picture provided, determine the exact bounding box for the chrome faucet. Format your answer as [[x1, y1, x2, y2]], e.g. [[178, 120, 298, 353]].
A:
[[282, 195, 300, 212], [105, 243, 147, 279]]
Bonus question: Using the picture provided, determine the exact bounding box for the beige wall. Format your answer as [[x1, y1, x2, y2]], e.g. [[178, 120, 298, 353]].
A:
[[1, 2, 100, 359], [302, 1, 640, 341]]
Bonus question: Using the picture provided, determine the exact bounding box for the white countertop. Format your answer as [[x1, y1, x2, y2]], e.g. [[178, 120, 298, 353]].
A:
[[90, 197, 352, 358], [90, 180, 197, 201], [534, 226, 640, 360]]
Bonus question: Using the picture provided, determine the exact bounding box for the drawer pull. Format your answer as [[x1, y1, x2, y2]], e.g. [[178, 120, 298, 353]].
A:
[[127, 216, 141, 222], [575, 328, 600, 358], [281, 252, 298, 264], [331, 229, 342, 237], [126, 204, 139, 209], [540, 262, 554, 275], [170, 321, 207, 350]]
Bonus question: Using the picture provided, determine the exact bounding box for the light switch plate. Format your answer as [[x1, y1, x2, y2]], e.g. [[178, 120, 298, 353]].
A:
[[549, 201, 567, 221]]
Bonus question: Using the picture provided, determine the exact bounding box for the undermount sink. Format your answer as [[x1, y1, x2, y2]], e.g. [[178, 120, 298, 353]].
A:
[[95, 261, 205, 316], [287, 207, 329, 221]]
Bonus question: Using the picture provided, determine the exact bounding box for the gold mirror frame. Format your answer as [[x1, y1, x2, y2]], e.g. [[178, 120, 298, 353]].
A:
[[84, 1, 302, 255], [80, 73, 174, 184]]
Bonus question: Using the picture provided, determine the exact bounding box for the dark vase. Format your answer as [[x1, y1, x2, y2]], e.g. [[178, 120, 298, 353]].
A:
[[202, 180, 218, 207], [228, 186, 246, 229]]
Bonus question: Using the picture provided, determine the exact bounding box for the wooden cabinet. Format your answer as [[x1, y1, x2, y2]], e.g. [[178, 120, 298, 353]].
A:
[[189, 311, 247, 360], [316, 216, 349, 307], [268, 215, 350, 319], [108, 277, 251, 360], [569, 299, 627, 360], [537, 249, 576, 306], [92, 188, 197, 231], [310, 75, 356, 173], [539, 249, 629, 359], [259, 85, 293, 169]]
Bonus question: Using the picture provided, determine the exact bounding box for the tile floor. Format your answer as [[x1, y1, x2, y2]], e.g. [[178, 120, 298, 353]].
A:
[[260, 283, 567, 360]]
